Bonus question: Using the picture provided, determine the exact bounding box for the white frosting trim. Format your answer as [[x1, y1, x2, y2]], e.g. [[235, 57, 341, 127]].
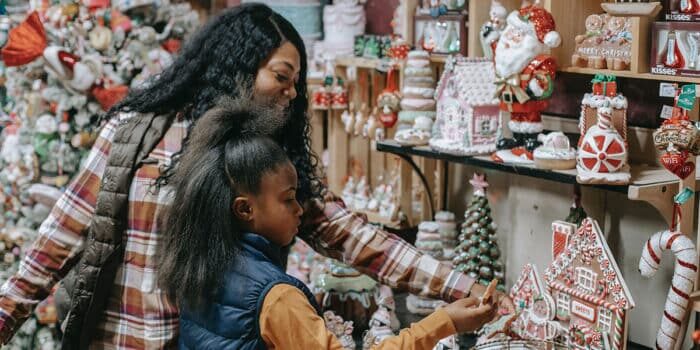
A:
[[402, 87, 435, 98], [400, 98, 436, 111], [404, 67, 433, 77], [576, 166, 631, 184], [435, 211, 455, 221], [407, 58, 430, 68], [429, 139, 497, 156], [508, 121, 543, 133], [418, 221, 440, 232], [533, 147, 577, 160]]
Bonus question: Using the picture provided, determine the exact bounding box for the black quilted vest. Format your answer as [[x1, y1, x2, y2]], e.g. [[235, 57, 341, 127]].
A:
[[54, 112, 174, 349]]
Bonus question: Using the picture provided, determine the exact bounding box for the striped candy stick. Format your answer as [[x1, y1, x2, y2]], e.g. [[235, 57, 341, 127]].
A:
[[639, 230, 698, 350]]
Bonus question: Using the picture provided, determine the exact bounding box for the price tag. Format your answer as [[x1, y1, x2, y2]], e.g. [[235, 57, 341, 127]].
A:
[[660, 105, 675, 119], [678, 84, 697, 110], [659, 83, 678, 98]]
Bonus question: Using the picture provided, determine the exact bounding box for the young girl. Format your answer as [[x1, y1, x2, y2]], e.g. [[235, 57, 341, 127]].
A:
[[158, 101, 497, 349]]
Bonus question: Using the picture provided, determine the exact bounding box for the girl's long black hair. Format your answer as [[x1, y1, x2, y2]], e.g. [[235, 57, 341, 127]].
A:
[[158, 98, 292, 310], [109, 3, 321, 205]]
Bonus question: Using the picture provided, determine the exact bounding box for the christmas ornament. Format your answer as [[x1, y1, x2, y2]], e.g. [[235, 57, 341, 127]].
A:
[[576, 77, 630, 185], [431, 57, 500, 156], [492, 4, 560, 157], [1, 11, 46, 66], [377, 68, 401, 128], [314, 259, 378, 335], [572, 14, 632, 71], [533, 132, 576, 170], [479, 0, 507, 60], [543, 218, 635, 350], [323, 310, 356, 350], [435, 210, 458, 259], [453, 173, 505, 290]]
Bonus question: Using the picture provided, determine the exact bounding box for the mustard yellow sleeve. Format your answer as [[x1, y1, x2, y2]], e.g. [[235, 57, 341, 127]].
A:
[[260, 284, 345, 350], [371, 308, 457, 350], [260, 284, 457, 350]]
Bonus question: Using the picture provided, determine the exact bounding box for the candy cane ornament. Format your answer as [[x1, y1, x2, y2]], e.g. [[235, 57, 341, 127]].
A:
[[639, 230, 698, 350]]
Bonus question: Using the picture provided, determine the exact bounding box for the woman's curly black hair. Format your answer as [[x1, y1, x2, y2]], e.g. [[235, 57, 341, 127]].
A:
[[108, 3, 321, 205]]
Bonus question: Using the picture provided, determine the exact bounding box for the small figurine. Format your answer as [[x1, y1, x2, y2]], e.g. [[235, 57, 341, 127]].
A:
[[480, 0, 507, 59]]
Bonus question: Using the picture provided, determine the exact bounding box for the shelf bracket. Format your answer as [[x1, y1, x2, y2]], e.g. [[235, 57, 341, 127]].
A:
[[392, 152, 435, 219], [627, 182, 677, 228]]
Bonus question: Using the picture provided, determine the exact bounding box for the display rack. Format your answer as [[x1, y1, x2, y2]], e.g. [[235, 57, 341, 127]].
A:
[[313, 0, 700, 347]]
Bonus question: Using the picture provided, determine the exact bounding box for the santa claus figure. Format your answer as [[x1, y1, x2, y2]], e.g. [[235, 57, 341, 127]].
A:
[[493, 4, 560, 156]]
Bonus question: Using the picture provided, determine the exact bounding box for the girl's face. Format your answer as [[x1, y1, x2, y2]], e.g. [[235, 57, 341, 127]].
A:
[[254, 42, 301, 113], [240, 161, 304, 246]]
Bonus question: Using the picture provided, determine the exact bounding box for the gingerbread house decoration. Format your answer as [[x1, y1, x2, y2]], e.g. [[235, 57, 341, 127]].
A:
[[430, 57, 500, 156], [544, 218, 635, 350], [552, 221, 577, 261], [510, 263, 546, 313], [577, 77, 631, 185]]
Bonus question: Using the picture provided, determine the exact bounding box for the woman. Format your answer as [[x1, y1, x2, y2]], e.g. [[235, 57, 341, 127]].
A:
[[0, 3, 511, 349]]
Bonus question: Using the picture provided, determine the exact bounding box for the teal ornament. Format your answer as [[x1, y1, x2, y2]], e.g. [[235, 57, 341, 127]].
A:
[[479, 254, 491, 265], [362, 36, 381, 59], [353, 35, 366, 57], [479, 266, 493, 280], [489, 247, 501, 259], [478, 241, 490, 253]]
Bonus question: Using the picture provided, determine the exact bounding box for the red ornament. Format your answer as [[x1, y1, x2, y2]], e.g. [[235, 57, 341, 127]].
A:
[[660, 150, 689, 174], [91, 85, 129, 111], [1, 11, 47, 66], [162, 39, 182, 54], [377, 68, 400, 128]]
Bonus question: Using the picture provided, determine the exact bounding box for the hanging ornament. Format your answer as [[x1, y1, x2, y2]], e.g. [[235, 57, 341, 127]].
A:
[[377, 68, 401, 128], [654, 85, 700, 180], [1, 11, 47, 66]]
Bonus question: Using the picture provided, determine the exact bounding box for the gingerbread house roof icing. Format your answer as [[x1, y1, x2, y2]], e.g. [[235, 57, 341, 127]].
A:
[[543, 218, 635, 311], [511, 263, 545, 298], [435, 57, 499, 106]]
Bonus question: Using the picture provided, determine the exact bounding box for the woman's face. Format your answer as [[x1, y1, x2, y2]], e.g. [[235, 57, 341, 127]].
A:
[[255, 42, 301, 112]]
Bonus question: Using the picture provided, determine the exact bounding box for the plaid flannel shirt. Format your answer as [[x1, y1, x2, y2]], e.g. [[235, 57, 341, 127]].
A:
[[0, 113, 475, 349]]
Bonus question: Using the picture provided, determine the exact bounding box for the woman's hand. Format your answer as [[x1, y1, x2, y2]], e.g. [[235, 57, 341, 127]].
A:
[[442, 297, 496, 333]]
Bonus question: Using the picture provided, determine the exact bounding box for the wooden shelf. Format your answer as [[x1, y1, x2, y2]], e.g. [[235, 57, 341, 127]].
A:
[[376, 140, 698, 193], [376, 140, 700, 231], [334, 56, 388, 69], [561, 66, 700, 84], [334, 55, 448, 69]]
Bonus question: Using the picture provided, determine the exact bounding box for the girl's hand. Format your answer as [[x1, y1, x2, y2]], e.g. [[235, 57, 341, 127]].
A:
[[442, 297, 496, 333], [469, 282, 516, 316]]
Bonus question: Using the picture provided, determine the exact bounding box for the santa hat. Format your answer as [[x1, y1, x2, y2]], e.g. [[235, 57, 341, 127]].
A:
[[507, 5, 561, 48]]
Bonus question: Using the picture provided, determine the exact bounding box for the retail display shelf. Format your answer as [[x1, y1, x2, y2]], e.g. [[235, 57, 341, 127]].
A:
[[562, 66, 700, 85], [376, 139, 700, 195]]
